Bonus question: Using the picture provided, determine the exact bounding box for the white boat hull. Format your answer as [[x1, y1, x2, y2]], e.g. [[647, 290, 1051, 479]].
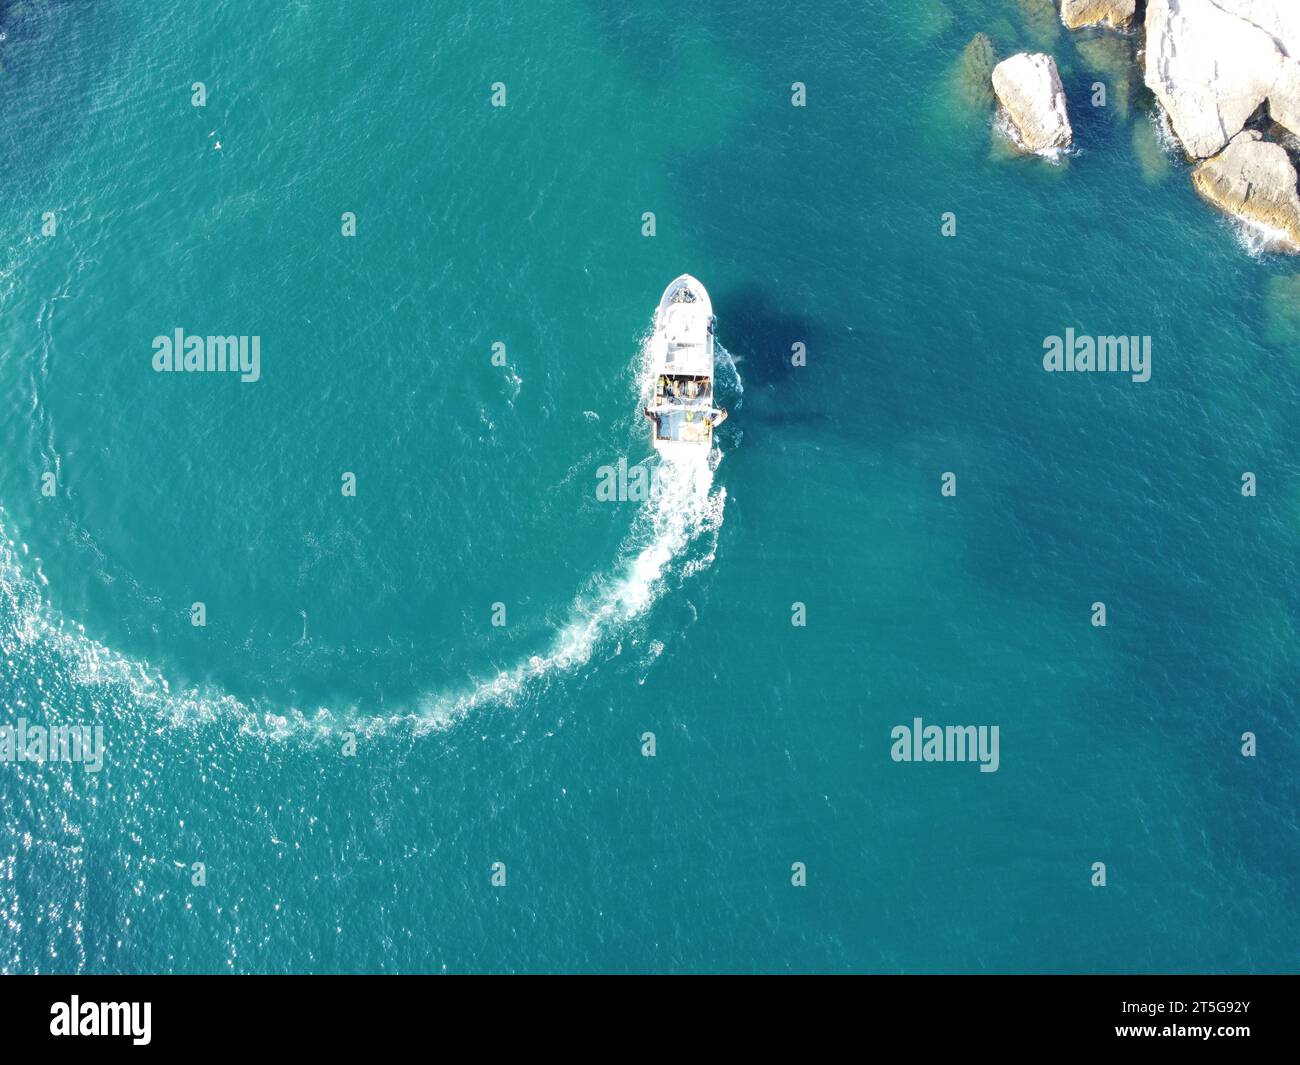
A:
[[645, 274, 721, 453]]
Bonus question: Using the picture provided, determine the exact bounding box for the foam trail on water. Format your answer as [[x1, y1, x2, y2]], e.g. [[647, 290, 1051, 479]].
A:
[[411, 335, 737, 732], [0, 507, 287, 738], [412, 455, 723, 730], [0, 331, 739, 738]]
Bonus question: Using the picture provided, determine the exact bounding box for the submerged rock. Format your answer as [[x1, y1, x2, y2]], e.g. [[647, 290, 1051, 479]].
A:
[[1018, 0, 1061, 49], [1191, 130, 1300, 250], [1265, 275, 1300, 344], [916, 0, 956, 43], [1060, 1, 1135, 31], [1144, 0, 1300, 159], [953, 32, 999, 110], [1075, 33, 1134, 120], [1131, 118, 1172, 183], [992, 52, 1073, 154]]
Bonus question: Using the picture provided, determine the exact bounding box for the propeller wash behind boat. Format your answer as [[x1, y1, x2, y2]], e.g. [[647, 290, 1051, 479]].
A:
[[644, 274, 727, 455]]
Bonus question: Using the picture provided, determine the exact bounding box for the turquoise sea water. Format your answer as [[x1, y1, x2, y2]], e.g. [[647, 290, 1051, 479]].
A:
[[2, 0, 1299, 973]]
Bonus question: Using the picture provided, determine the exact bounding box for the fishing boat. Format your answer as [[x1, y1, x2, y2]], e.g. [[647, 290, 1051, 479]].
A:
[[643, 274, 726, 454]]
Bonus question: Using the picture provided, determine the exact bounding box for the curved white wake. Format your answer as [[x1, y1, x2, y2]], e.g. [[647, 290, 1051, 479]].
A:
[[409, 341, 740, 732], [0, 340, 741, 739], [412, 452, 724, 729]]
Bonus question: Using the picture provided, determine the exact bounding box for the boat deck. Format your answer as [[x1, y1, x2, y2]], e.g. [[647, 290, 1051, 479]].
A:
[[652, 408, 713, 444], [654, 374, 713, 405], [657, 304, 713, 375]]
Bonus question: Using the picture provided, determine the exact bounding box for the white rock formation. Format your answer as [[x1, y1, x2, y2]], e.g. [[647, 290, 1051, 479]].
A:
[[1144, 0, 1300, 159], [1191, 129, 1300, 249], [992, 52, 1073, 153], [1059, 0, 1135, 31]]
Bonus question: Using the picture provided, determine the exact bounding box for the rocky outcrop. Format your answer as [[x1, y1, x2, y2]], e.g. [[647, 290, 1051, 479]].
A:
[[1143, 0, 1300, 159], [1059, 0, 1135, 30], [992, 52, 1073, 153], [1041, 0, 1300, 251], [1191, 130, 1300, 249]]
